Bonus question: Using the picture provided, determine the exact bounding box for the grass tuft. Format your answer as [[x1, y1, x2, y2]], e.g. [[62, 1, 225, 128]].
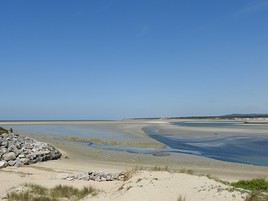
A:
[[50, 185, 96, 200], [123, 168, 138, 181], [245, 192, 268, 201], [177, 195, 186, 201], [7, 183, 97, 201], [179, 168, 194, 175], [25, 183, 48, 195], [151, 166, 169, 172]]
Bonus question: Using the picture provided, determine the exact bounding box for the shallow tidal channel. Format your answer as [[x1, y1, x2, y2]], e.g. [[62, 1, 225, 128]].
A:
[[2, 121, 268, 166]]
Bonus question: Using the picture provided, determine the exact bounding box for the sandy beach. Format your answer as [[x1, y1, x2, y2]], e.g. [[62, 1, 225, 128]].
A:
[[1, 120, 268, 201]]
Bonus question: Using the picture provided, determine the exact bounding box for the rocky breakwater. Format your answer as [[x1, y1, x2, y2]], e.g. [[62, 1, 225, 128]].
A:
[[0, 128, 61, 168]]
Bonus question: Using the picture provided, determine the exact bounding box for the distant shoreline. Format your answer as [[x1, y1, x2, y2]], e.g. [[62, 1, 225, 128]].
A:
[[1, 113, 268, 122], [0, 119, 115, 122]]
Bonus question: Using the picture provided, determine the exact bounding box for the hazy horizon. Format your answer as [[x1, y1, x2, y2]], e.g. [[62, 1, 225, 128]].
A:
[[1, 0, 268, 120]]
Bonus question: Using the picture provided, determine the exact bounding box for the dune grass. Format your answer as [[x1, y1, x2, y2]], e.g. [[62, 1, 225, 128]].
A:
[[245, 192, 268, 201], [177, 195, 186, 201], [134, 165, 196, 176], [231, 179, 268, 201], [231, 179, 268, 191], [7, 184, 97, 201], [150, 166, 170, 171], [123, 168, 138, 181]]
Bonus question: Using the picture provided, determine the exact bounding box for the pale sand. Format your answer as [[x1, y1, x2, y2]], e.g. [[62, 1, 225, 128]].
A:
[[0, 159, 247, 201], [91, 171, 247, 201]]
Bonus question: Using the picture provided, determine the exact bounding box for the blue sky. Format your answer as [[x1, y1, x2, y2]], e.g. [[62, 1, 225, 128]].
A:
[[0, 0, 268, 120]]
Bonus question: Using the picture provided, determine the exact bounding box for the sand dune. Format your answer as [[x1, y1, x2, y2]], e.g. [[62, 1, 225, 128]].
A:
[[0, 160, 247, 201]]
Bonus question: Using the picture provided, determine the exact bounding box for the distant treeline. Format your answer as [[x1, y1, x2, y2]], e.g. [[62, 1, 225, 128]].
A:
[[170, 114, 268, 119], [130, 114, 268, 120]]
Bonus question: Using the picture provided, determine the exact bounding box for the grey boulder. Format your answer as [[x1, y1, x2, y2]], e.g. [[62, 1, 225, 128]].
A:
[[0, 160, 8, 168], [2, 152, 16, 161]]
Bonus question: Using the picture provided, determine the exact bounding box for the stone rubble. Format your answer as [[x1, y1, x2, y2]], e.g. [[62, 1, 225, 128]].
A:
[[63, 171, 126, 182], [0, 129, 61, 168]]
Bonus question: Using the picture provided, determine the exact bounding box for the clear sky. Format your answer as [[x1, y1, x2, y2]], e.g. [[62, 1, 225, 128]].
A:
[[0, 0, 268, 120]]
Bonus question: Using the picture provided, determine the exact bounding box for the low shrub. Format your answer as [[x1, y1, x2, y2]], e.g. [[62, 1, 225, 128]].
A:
[[231, 179, 268, 191]]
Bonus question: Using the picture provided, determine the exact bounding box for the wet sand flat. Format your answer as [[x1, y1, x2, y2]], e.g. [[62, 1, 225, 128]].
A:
[[1, 119, 268, 180]]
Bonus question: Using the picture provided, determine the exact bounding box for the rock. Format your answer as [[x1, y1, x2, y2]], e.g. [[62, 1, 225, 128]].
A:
[[0, 147, 7, 153], [8, 160, 16, 166], [15, 142, 22, 149], [77, 173, 89, 181], [20, 158, 30, 165], [18, 154, 25, 158], [0, 130, 61, 169], [2, 152, 16, 161], [0, 161, 8, 168], [8, 146, 20, 156], [1, 141, 8, 148], [15, 160, 23, 167], [63, 171, 126, 182], [106, 174, 112, 181], [66, 177, 75, 181]]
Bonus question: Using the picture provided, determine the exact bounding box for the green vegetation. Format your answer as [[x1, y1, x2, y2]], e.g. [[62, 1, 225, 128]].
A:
[[7, 184, 97, 201], [0, 127, 8, 135], [231, 179, 268, 191], [232, 179, 268, 201]]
